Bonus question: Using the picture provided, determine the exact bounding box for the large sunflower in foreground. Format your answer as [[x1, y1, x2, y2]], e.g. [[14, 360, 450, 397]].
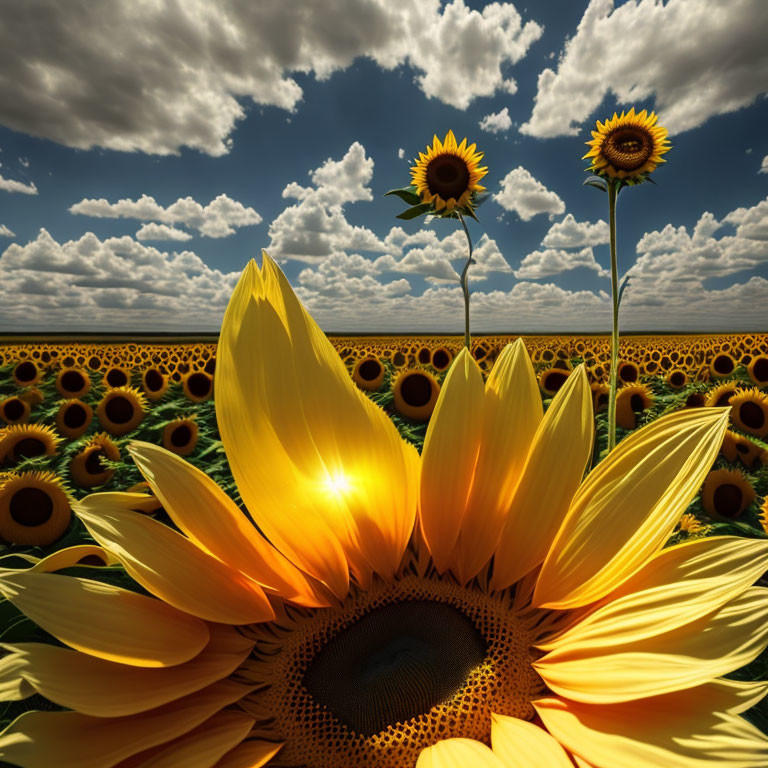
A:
[[1, 253, 767, 768], [411, 130, 487, 213], [583, 107, 671, 181]]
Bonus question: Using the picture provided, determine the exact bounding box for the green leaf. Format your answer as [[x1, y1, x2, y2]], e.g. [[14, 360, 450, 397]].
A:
[[396, 202, 433, 220], [583, 176, 607, 192], [385, 187, 422, 206]]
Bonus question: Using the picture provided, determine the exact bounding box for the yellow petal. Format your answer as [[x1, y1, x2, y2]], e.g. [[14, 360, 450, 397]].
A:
[[491, 366, 593, 591], [455, 339, 543, 582], [0, 652, 33, 701], [217, 256, 419, 594], [535, 588, 768, 703], [0, 679, 254, 768], [5, 623, 252, 717], [127, 443, 330, 608], [535, 692, 768, 768], [538, 536, 768, 652], [534, 408, 729, 609], [492, 713, 574, 767], [76, 497, 274, 625], [134, 710, 255, 768], [419, 349, 484, 573], [417, 738, 507, 768], [213, 741, 283, 768], [27, 545, 119, 572], [0, 569, 208, 667]]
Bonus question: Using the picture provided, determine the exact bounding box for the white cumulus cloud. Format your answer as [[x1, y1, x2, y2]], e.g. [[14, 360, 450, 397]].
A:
[[479, 107, 513, 133], [0, 224, 15, 238], [516, 246, 609, 279], [0, 174, 37, 195], [135, 223, 194, 242], [493, 167, 565, 221], [69, 193, 261, 238], [541, 214, 609, 248], [0, 0, 542, 156], [760, 155, 768, 174], [521, 0, 768, 139]]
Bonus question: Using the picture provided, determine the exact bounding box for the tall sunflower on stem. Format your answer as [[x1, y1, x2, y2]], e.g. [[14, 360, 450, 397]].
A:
[[583, 108, 671, 452], [387, 130, 488, 350]]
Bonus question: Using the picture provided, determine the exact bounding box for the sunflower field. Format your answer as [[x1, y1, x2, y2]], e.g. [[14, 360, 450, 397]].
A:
[[2, 327, 768, 764]]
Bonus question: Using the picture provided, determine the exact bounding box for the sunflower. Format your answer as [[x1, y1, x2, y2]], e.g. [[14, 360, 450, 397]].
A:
[[0, 424, 61, 464], [748, 355, 768, 387], [1, 254, 767, 768], [392, 369, 440, 421], [55, 398, 93, 440], [617, 360, 640, 384], [69, 433, 121, 488], [675, 512, 705, 535], [96, 386, 146, 436], [55, 367, 91, 399], [162, 418, 199, 457], [0, 396, 31, 426], [710, 353, 736, 378], [410, 130, 488, 214], [182, 370, 214, 403], [591, 382, 610, 413], [706, 381, 740, 408], [0, 470, 72, 547], [352, 357, 386, 392], [430, 347, 453, 372], [583, 108, 671, 181], [666, 369, 688, 390], [102, 366, 131, 389], [615, 384, 654, 429], [13, 360, 41, 388], [538, 367, 571, 397], [729, 388, 768, 438], [720, 429, 764, 468], [701, 468, 755, 521], [141, 366, 170, 401]]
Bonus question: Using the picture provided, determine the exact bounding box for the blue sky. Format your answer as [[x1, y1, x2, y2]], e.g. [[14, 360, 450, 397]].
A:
[[0, 0, 766, 332]]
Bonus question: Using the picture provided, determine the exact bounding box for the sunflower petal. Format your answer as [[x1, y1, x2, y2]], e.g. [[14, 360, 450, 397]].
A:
[[130, 710, 255, 768], [416, 738, 507, 768], [455, 340, 543, 583], [76, 498, 274, 625], [0, 679, 254, 768], [491, 366, 593, 591], [419, 349, 484, 573], [127, 442, 330, 608], [5, 623, 252, 717], [217, 256, 419, 594], [27, 545, 119, 572], [0, 570, 208, 667], [491, 714, 574, 767], [535, 588, 768, 703], [0, 652, 33, 701], [535, 692, 768, 768], [538, 536, 768, 651], [213, 741, 283, 768], [534, 408, 729, 609]]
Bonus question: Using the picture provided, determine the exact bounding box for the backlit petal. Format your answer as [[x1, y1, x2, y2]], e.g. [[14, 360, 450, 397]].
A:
[[127, 443, 330, 608], [6, 623, 252, 716], [491, 714, 574, 767], [0, 679, 254, 768], [419, 349, 484, 573], [416, 738, 507, 768], [76, 497, 274, 625], [0, 569, 208, 667], [455, 340, 542, 582], [534, 408, 729, 609], [535, 692, 768, 768], [213, 741, 283, 768], [491, 366, 593, 591], [535, 588, 768, 703], [539, 536, 768, 652]]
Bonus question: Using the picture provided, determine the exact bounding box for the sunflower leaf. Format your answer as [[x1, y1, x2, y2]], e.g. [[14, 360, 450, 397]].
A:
[[583, 176, 607, 192], [384, 187, 423, 206], [396, 202, 433, 220]]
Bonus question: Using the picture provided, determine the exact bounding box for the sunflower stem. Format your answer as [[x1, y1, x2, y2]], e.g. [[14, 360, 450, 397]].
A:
[[607, 177, 620, 453], [457, 212, 473, 351]]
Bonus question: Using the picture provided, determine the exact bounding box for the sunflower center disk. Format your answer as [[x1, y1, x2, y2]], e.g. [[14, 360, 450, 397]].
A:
[[605, 127, 653, 171], [246, 576, 545, 768], [303, 600, 486, 736], [426, 156, 470, 201]]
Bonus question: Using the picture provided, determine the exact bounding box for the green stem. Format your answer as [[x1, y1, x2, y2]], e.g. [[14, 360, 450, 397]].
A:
[[457, 213, 474, 351], [607, 178, 619, 452]]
